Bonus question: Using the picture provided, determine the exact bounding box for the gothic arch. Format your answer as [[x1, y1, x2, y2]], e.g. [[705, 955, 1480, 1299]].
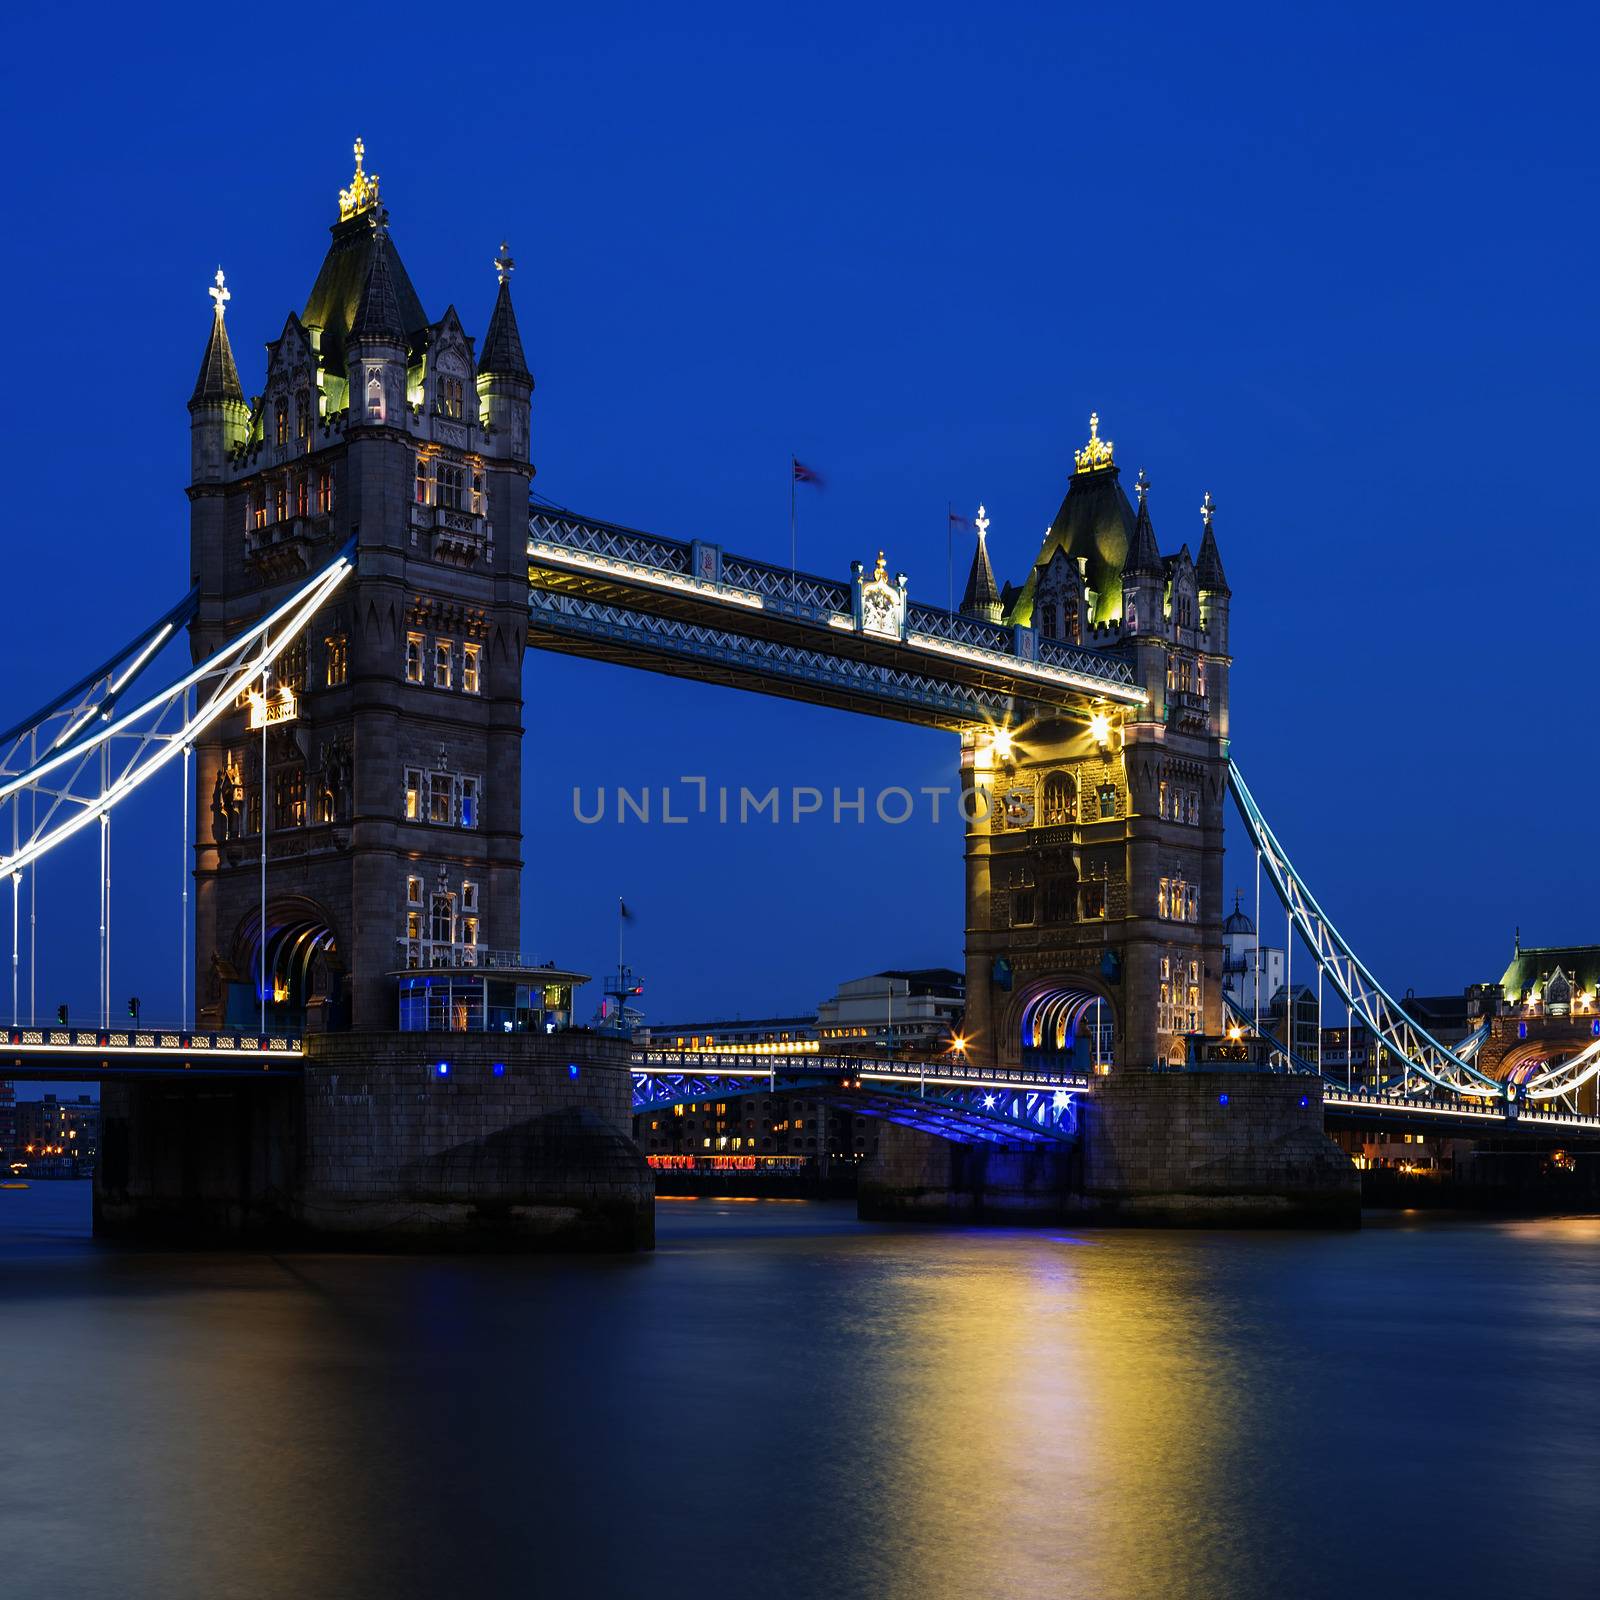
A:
[[1006, 973, 1117, 1073], [231, 894, 347, 1028]]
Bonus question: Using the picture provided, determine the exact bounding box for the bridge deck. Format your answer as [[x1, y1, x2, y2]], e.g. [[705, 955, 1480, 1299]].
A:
[[2, 1028, 303, 1081]]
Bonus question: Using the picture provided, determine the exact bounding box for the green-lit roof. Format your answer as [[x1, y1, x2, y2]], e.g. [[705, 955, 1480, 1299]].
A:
[[1009, 463, 1139, 627], [1498, 943, 1600, 996], [302, 212, 428, 377]]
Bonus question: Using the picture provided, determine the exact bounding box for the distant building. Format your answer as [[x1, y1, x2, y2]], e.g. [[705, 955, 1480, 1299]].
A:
[[0, 1082, 14, 1158], [14, 1094, 98, 1160], [637, 1015, 818, 1054], [816, 969, 964, 1052], [1266, 983, 1320, 1065], [636, 1091, 879, 1168], [1220, 894, 1284, 1024]]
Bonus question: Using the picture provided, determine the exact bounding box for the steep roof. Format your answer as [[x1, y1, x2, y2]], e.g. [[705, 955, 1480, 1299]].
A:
[[1013, 463, 1139, 626], [479, 278, 531, 380], [1499, 942, 1600, 997], [1124, 490, 1163, 577], [1196, 499, 1230, 593], [959, 529, 1002, 618], [302, 210, 428, 373], [190, 310, 242, 406], [349, 230, 407, 344]]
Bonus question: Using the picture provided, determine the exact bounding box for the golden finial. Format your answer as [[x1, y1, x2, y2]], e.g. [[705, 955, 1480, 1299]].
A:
[[1073, 411, 1115, 473], [873, 550, 888, 584], [1200, 490, 1215, 528], [974, 504, 990, 539], [495, 242, 516, 284], [208, 266, 230, 319], [338, 137, 381, 221]]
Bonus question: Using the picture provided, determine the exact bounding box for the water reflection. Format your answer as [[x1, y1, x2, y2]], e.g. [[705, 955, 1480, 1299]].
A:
[[0, 1186, 1596, 1599]]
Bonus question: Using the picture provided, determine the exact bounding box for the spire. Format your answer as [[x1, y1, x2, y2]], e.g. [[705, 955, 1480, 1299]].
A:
[[349, 219, 405, 345], [1195, 490, 1230, 594], [190, 266, 243, 407], [959, 505, 1003, 621], [479, 242, 531, 381], [1123, 469, 1163, 576]]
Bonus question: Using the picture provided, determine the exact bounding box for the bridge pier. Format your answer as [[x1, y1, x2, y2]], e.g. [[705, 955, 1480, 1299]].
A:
[[858, 1071, 1358, 1227], [95, 1032, 653, 1250]]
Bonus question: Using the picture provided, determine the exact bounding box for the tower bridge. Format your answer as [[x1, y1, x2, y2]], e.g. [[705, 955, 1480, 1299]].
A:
[[0, 145, 1594, 1242]]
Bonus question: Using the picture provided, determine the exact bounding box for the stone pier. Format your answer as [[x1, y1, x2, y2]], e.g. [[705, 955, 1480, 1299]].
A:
[[95, 1030, 653, 1251], [858, 1071, 1359, 1228]]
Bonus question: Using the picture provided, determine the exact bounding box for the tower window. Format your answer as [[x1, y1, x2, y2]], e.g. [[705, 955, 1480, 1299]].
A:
[[1098, 786, 1117, 819], [462, 642, 481, 695], [436, 464, 465, 511], [273, 481, 287, 523], [415, 456, 430, 505], [249, 488, 266, 531], [407, 875, 423, 906], [429, 892, 454, 946], [296, 475, 309, 518], [279, 639, 306, 691], [366, 369, 384, 421], [429, 774, 452, 825], [325, 634, 348, 688], [275, 404, 288, 447], [439, 376, 464, 419], [433, 639, 453, 690], [317, 470, 334, 515], [296, 389, 311, 443], [1042, 771, 1075, 826], [459, 776, 480, 829], [405, 633, 425, 684], [404, 768, 424, 821], [1012, 890, 1035, 926]]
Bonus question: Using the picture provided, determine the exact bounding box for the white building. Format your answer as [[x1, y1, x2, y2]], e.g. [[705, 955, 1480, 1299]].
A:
[[1222, 894, 1285, 1024], [816, 969, 965, 1052]]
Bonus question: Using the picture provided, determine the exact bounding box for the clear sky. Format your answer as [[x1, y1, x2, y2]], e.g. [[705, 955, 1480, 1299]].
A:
[[2, 0, 1596, 1044]]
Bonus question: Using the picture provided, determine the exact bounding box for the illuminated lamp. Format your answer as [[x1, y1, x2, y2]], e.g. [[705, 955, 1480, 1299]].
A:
[[436, 1062, 450, 1078], [492, 1062, 506, 1077], [567, 1063, 580, 1080], [991, 727, 1015, 761], [1089, 710, 1113, 748], [1218, 1093, 1230, 1107]]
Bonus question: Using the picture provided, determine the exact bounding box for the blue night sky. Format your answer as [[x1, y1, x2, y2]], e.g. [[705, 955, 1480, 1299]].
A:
[[2, 1, 1596, 1040]]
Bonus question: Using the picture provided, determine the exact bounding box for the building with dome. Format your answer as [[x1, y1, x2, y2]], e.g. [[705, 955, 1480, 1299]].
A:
[[1220, 891, 1285, 1026]]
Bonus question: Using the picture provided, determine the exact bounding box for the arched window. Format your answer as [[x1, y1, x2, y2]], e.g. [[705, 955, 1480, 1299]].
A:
[[1039, 603, 1057, 639], [1042, 771, 1075, 826], [366, 369, 384, 421]]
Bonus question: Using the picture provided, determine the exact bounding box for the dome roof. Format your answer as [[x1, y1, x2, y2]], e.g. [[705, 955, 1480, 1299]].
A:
[[1223, 892, 1255, 936]]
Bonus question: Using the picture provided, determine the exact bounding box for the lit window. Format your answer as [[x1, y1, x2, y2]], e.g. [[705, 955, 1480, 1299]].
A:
[[1042, 771, 1074, 825], [1158, 878, 1169, 920], [272, 481, 287, 522], [404, 769, 424, 821], [296, 389, 311, 443], [1196, 659, 1206, 695], [1099, 786, 1116, 819], [434, 640, 453, 689], [459, 777, 480, 829], [275, 404, 288, 447], [407, 875, 423, 906], [406, 633, 425, 684], [325, 634, 348, 687], [430, 773, 452, 825], [317, 470, 334, 515], [439, 376, 464, 419], [462, 642, 481, 695], [279, 640, 306, 691], [1159, 779, 1168, 819], [415, 456, 429, 504], [366, 369, 383, 421], [437, 464, 465, 511], [461, 881, 478, 913], [249, 488, 266, 531]]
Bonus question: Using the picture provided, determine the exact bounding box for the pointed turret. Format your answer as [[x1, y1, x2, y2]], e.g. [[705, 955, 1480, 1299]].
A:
[[476, 243, 534, 463], [959, 505, 1004, 623], [1195, 491, 1229, 594], [189, 267, 250, 484], [1121, 469, 1165, 638], [190, 267, 243, 407], [479, 273, 531, 381], [349, 227, 406, 344], [1124, 469, 1163, 576]]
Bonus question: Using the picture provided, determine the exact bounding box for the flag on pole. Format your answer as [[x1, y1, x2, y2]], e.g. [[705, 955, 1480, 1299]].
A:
[[792, 458, 825, 488], [948, 508, 971, 529], [619, 898, 635, 922]]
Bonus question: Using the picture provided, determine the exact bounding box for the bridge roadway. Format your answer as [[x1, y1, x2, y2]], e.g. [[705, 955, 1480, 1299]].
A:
[[1, 1026, 303, 1082], [527, 509, 1147, 730]]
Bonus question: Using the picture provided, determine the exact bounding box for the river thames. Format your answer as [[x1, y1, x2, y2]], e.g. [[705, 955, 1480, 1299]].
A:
[[1, 1184, 1594, 1599]]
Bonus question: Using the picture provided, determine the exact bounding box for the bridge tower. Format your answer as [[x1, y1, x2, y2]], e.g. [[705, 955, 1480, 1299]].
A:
[[960, 417, 1232, 1070], [187, 144, 534, 1030]]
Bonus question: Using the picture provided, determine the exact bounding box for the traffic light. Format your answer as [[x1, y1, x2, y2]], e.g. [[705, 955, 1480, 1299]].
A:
[[56, 1003, 68, 1026], [127, 996, 141, 1022]]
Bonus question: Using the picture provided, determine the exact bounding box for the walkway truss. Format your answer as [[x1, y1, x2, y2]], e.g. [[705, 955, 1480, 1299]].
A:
[[1229, 763, 1600, 1112]]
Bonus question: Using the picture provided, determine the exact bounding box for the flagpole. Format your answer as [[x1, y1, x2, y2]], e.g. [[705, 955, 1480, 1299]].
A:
[[790, 456, 797, 579], [947, 500, 953, 615]]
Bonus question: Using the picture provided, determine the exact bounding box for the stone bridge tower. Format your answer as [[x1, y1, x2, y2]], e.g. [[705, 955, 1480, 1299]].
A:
[[960, 416, 1232, 1071], [186, 143, 534, 1030]]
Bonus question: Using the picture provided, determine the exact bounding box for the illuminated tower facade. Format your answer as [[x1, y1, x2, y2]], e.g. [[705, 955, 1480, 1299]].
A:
[[187, 144, 535, 1030], [960, 415, 1232, 1070]]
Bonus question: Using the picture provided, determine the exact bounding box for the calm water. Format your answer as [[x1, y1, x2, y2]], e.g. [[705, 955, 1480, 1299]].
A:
[[1, 1184, 1596, 1600]]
